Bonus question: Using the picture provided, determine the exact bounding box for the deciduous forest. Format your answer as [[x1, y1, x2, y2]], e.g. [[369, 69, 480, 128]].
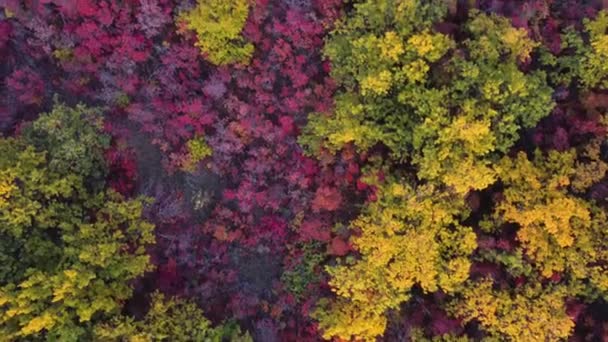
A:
[[1, 0, 608, 341]]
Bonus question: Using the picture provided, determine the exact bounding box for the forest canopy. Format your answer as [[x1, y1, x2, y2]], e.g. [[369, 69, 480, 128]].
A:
[[1, 0, 607, 341]]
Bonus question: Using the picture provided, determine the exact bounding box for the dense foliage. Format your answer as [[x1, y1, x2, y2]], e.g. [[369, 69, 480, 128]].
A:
[[95, 292, 252, 341], [0, 103, 154, 340], [301, 1, 554, 194], [1, 0, 608, 341], [178, 0, 254, 65], [303, 0, 608, 341]]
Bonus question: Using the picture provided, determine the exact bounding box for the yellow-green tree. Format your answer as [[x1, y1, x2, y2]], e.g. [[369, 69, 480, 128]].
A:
[[0, 104, 155, 341], [95, 292, 252, 342], [555, 10, 608, 89], [179, 0, 254, 65], [490, 150, 608, 296], [180, 135, 213, 172], [301, 1, 554, 194]]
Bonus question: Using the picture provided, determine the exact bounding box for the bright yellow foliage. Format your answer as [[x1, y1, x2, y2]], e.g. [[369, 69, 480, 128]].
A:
[[313, 298, 388, 342], [407, 31, 453, 61], [494, 150, 608, 284], [21, 312, 55, 335], [180, 0, 254, 65], [378, 31, 404, 61], [452, 278, 574, 341], [360, 70, 393, 96], [501, 26, 537, 62], [0, 172, 16, 208], [314, 178, 476, 341]]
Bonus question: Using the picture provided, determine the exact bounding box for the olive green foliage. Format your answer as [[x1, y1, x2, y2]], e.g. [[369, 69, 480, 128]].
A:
[[0, 104, 155, 341], [281, 242, 325, 301], [301, 1, 554, 194], [180, 0, 254, 65], [553, 10, 608, 89], [22, 102, 110, 185], [95, 292, 252, 342]]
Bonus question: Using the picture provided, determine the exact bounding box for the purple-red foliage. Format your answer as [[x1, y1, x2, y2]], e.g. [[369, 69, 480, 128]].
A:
[[140, 0, 360, 337], [6, 68, 44, 106], [105, 145, 138, 196], [532, 104, 606, 151]]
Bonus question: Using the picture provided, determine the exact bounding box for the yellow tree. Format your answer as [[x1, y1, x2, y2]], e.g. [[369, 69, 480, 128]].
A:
[[313, 176, 476, 341], [451, 278, 575, 341], [179, 0, 254, 65], [493, 150, 608, 292]]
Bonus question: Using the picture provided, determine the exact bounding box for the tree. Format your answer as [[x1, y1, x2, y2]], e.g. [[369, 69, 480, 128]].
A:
[[450, 278, 574, 342], [313, 174, 476, 341], [301, 1, 554, 194], [491, 150, 608, 297], [94, 292, 252, 342], [179, 0, 254, 65], [0, 103, 155, 341], [554, 10, 608, 90]]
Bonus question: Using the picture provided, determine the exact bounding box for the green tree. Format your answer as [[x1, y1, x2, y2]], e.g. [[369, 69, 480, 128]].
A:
[[94, 292, 252, 342], [552, 10, 608, 89], [301, 1, 554, 194]]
